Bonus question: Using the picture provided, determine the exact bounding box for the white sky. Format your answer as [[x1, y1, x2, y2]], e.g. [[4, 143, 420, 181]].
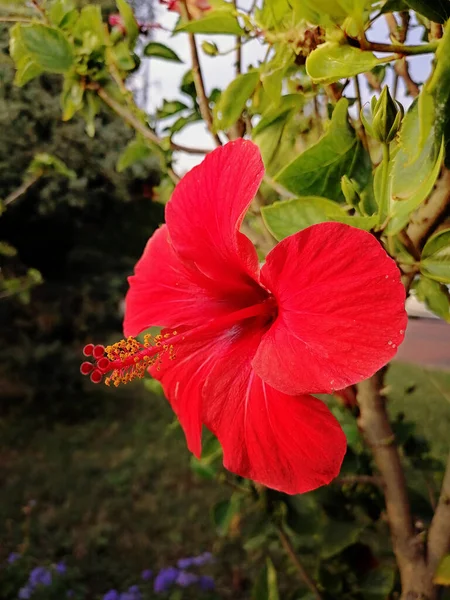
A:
[[137, 5, 433, 174]]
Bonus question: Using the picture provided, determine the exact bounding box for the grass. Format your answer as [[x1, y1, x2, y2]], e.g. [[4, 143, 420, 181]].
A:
[[0, 362, 449, 598]]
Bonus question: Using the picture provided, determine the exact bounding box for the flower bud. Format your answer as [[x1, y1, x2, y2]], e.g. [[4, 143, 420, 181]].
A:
[[202, 41, 219, 56], [361, 87, 403, 144], [341, 176, 360, 208]]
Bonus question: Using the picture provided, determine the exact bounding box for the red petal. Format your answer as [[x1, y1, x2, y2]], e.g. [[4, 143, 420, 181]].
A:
[[253, 222, 407, 395], [166, 139, 264, 290], [124, 225, 260, 337], [153, 321, 346, 494]]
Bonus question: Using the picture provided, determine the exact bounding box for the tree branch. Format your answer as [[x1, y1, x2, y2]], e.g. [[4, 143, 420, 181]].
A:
[[428, 455, 450, 577], [357, 371, 430, 598], [276, 523, 323, 600], [3, 173, 42, 207], [179, 2, 222, 147]]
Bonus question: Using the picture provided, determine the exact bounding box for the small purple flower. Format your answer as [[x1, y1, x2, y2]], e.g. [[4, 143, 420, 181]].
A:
[[141, 569, 152, 581], [55, 561, 67, 574], [103, 591, 120, 600], [176, 571, 199, 588], [153, 567, 179, 593], [199, 575, 215, 591], [7, 551, 21, 564], [126, 585, 142, 600], [18, 587, 32, 600], [177, 557, 194, 569], [29, 566, 52, 587], [192, 552, 213, 567], [119, 594, 133, 600]]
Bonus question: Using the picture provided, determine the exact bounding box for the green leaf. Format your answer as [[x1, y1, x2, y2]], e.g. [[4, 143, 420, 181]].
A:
[[213, 71, 259, 131], [420, 229, 450, 284], [252, 95, 303, 166], [380, 0, 409, 12], [306, 42, 387, 85], [386, 100, 444, 235], [0, 241, 17, 257], [116, 0, 139, 45], [261, 196, 376, 240], [275, 98, 369, 200], [320, 520, 364, 559], [434, 554, 450, 585], [175, 9, 245, 35], [360, 566, 395, 599], [116, 138, 152, 172], [72, 5, 105, 47], [9, 24, 43, 86], [48, 0, 76, 27], [405, 0, 450, 23], [28, 153, 76, 179], [419, 22, 450, 167], [251, 558, 279, 600], [19, 24, 74, 73], [413, 277, 450, 322], [211, 494, 240, 537], [111, 41, 135, 71], [157, 100, 189, 119], [143, 41, 183, 63]]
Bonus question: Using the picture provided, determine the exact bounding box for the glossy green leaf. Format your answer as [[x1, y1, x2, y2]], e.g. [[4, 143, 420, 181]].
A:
[[261, 196, 377, 240], [360, 566, 395, 599], [386, 100, 444, 235], [413, 277, 450, 322], [19, 24, 73, 73], [175, 9, 245, 35], [419, 22, 450, 167], [143, 42, 183, 63], [116, 138, 152, 172], [213, 71, 259, 131], [211, 494, 240, 537], [405, 0, 450, 23], [275, 99, 369, 200], [420, 229, 450, 284], [251, 558, 279, 600], [306, 42, 387, 85], [434, 554, 450, 585], [116, 0, 139, 45]]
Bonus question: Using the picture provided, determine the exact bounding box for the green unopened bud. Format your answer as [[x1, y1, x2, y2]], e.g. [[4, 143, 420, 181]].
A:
[[370, 87, 404, 143], [341, 176, 360, 208], [201, 41, 219, 56]]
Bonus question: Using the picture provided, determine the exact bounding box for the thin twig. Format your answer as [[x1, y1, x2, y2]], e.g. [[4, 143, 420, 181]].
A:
[[394, 58, 420, 98], [3, 173, 41, 207], [0, 16, 35, 23], [233, 0, 242, 75], [179, 1, 222, 147], [277, 523, 323, 600], [357, 36, 438, 56]]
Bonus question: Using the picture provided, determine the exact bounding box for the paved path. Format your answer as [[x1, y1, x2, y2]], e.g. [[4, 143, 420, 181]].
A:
[[395, 318, 450, 370]]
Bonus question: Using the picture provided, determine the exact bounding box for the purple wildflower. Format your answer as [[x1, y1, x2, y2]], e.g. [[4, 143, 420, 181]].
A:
[[199, 575, 215, 591], [7, 552, 21, 564], [192, 552, 213, 567], [29, 566, 52, 587], [176, 571, 199, 587], [18, 587, 32, 600], [103, 591, 120, 600], [55, 561, 67, 574], [141, 569, 152, 581], [153, 567, 179, 593]]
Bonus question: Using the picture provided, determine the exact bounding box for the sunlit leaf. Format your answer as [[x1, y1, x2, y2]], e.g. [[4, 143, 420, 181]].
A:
[[116, 0, 139, 45], [19, 24, 74, 72], [213, 71, 259, 131], [175, 9, 245, 35], [306, 42, 387, 85], [275, 99, 370, 200], [143, 42, 183, 63]]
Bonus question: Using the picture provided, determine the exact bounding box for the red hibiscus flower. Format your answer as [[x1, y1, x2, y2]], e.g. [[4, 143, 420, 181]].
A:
[[81, 139, 406, 495]]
